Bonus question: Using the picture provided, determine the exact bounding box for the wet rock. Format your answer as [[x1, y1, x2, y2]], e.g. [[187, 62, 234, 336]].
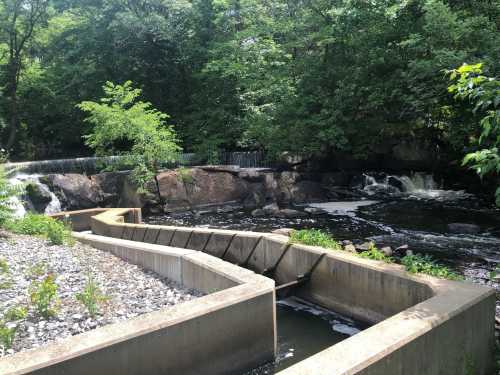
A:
[[355, 241, 375, 252], [447, 223, 481, 234], [25, 182, 52, 212], [271, 228, 294, 237], [304, 207, 328, 215], [344, 244, 357, 253], [276, 209, 308, 218], [405, 250, 414, 257], [251, 209, 266, 217], [262, 203, 280, 215], [380, 246, 393, 257], [41, 174, 103, 210], [341, 240, 353, 246]]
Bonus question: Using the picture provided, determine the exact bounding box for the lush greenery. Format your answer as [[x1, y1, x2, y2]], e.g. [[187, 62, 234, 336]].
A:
[[289, 229, 341, 250], [0, 0, 497, 169], [290, 229, 460, 280], [401, 253, 462, 280], [448, 63, 500, 205], [29, 274, 59, 318], [4, 213, 73, 245], [78, 81, 181, 189]]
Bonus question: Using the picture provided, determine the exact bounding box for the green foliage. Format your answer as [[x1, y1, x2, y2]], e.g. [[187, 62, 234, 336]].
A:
[[78, 81, 181, 190], [177, 167, 194, 184], [358, 244, 393, 263], [401, 254, 462, 280], [0, 257, 13, 290], [4, 306, 28, 321], [76, 274, 108, 318], [25, 262, 47, 279], [448, 63, 500, 205], [289, 229, 341, 250], [0, 321, 17, 350], [5, 214, 73, 245], [29, 274, 59, 318], [0, 165, 22, 225]]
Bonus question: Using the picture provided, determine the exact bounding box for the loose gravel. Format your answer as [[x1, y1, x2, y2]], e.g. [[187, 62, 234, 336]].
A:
[[0, 232, 203, 357]]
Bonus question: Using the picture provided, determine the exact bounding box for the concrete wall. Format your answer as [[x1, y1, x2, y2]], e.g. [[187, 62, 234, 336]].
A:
[[0, 233, 276, 375], [50, 208, 496, 375]]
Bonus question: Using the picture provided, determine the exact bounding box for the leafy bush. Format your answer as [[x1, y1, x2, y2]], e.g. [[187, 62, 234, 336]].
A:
[[0, 258, 12, 290], [4, 306, 27, 321], [78, 81, 181, 192], [76, 274, 108, 318], [29, 274, 59, 318], [0, 321, 16, 350], [5, 214, 73, 245], [289, 229, 341, 250], [401, 254, 462, 281], [358, 243, 392, 263]]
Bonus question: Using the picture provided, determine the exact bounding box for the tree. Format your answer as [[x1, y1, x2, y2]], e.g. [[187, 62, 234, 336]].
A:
[[0, 0, 49, 151], [448, 63, 500, 205], [78, 81, 181, 193]]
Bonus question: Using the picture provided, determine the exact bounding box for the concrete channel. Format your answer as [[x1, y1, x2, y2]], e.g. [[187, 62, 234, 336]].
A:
[[1, 207, 495, 375]]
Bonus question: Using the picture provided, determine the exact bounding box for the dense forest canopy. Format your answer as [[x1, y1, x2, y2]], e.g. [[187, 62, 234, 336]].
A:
[[0, 0, 499, 163]]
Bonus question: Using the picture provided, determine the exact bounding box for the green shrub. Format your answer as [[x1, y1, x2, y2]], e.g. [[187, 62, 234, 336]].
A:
[[4, 306, 27, 321], [358, 243, 392, 263], [289, 229, 341, 250], [0, 321, 16, 350], [0, 258, 12, 290], [29, 274, 59, 318], [76, 274, 108, 318], [6, 214, 73, 245], [401, 254, 462, 280]]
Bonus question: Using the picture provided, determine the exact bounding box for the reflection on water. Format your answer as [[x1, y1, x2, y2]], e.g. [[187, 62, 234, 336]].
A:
[[245, 298, 366, 374]]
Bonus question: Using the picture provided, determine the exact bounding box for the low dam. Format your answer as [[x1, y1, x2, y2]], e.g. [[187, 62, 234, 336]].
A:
[[0, 207, 494, 375]]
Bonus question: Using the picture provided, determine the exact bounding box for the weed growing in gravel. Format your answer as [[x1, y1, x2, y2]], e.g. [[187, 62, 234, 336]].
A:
[[4, 306, 27, 321], [29, 274, 59, 318], [358, 243, 393, 263], [6, 214, 73, 246], [25, 262, 47, 279], [0, 258, 12, 290], [0, 321, 17, 350], [76, 274, 109, 318], [289, 229, 341, 250], [401, 254, 462, 281]]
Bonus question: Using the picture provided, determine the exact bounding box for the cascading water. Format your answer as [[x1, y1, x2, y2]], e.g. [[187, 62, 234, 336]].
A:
[[7, 174, 61, 216], [362, 172, 473, 201]]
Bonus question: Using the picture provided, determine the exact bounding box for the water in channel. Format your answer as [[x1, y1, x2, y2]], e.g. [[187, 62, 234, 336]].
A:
[[245, 297, 366, 374]]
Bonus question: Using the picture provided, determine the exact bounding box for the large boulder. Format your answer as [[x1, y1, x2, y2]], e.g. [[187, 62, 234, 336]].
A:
[[41, 174, 103, 210], [156, 168, 250, 211]]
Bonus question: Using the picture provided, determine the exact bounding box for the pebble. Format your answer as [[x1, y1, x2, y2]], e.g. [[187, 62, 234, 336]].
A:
[[0, 233, 203, 357]]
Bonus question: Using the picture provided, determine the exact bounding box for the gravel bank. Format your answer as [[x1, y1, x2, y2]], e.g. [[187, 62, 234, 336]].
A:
[[0, 232, 202, 357]]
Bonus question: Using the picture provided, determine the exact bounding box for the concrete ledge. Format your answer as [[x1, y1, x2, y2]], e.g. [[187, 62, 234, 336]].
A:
[[50, 208, 496, 375], [0, 231, 276, 375]]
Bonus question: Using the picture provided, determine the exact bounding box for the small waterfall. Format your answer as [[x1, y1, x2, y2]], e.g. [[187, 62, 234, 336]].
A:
[[362, 172, 471, 201], [8, 174, 62, 216]]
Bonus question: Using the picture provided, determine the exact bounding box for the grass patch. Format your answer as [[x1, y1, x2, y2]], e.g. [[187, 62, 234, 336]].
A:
[[401, 254, 462, 281], [288, 229, 462, 281], [358, 243, 392, 263], [4, 214, 73, 246], [289, 229, 341, 250]]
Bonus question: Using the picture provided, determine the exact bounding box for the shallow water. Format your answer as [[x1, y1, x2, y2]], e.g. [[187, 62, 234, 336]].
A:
[[245, 297, 365, 374]]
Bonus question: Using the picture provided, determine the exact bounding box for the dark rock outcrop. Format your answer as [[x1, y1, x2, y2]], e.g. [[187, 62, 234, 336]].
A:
[[41, 174, 103, 210]]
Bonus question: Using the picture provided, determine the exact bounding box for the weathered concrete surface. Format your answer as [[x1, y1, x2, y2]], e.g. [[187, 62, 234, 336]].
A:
[[48, 208, 496, 375], [0, 232, 276, 375]]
